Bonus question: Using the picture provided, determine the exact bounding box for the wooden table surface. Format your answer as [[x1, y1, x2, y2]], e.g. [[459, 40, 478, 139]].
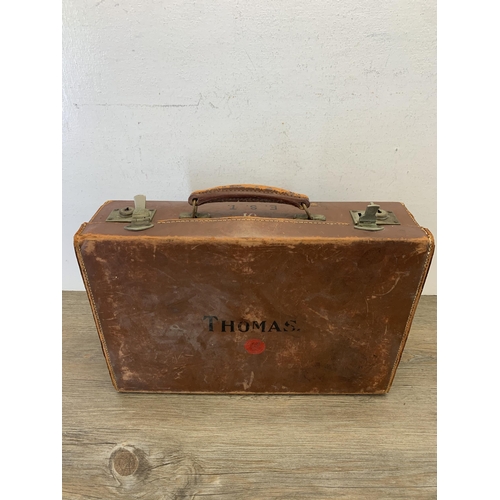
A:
[[63, 292, 436, 500]]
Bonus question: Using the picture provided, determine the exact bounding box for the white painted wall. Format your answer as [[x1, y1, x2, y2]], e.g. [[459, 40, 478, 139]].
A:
[[63, 0, 436, 293]]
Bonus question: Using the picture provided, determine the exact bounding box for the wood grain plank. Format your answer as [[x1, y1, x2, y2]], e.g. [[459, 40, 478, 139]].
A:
[[63, 292, 436, 499]]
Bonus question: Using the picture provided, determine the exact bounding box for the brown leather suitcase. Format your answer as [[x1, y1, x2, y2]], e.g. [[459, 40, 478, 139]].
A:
[[74, 185, 434, 394]]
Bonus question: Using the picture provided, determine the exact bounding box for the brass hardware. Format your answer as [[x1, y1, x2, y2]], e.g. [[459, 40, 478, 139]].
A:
[[123, 195, 155, 231], [106, 209, 133, 222], [107, 200, 156, 225], [119, 207, 134, 217], [350, 203, 400, 231], [302, 203, 313, 219], [100, 194, 156, 231], [293, 203, 326, 221], [179, 212, 211, 218], [375, 208, 390, 220], [293, 214, 327, 221], [179, 199, 211, 218]]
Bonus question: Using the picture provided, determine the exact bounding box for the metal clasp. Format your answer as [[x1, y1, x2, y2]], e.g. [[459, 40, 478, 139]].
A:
[[350, 203, 400, 231], [124, 195, 155, 231], [106, 195, 156, 231]]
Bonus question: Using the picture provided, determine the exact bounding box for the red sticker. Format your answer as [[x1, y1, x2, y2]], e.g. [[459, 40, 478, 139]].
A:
[[244, 339, 266, 354]]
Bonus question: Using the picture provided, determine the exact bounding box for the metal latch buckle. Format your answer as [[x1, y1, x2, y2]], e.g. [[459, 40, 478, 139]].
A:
[[350, 203, 400, 231], [106, 195, 156, 231]]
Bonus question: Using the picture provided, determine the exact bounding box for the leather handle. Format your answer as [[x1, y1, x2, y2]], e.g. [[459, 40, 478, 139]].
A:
[[188, 184, 310, 209]]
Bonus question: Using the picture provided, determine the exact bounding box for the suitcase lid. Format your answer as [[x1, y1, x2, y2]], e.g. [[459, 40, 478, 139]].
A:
[[78, 184, 431, 243]]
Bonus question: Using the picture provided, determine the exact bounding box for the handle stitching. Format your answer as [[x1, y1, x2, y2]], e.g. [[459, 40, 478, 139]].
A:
[[191, 186, 308, 198]]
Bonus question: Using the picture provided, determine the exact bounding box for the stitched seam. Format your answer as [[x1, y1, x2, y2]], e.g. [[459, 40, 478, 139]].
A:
[[194, 197, 305, 207], [191, 186, 307, 198], [157, 218, 350, 226], [74, 228, 119, 390], [113, 389, 387, 394], [386, 227, 435, 390]]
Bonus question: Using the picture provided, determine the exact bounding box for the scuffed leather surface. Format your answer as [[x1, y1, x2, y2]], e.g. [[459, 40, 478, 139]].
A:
[[75, 200, 434, 394]]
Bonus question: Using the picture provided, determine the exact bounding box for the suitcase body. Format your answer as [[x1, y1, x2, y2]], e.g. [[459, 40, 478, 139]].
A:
[[74, 185, 434, 394]]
